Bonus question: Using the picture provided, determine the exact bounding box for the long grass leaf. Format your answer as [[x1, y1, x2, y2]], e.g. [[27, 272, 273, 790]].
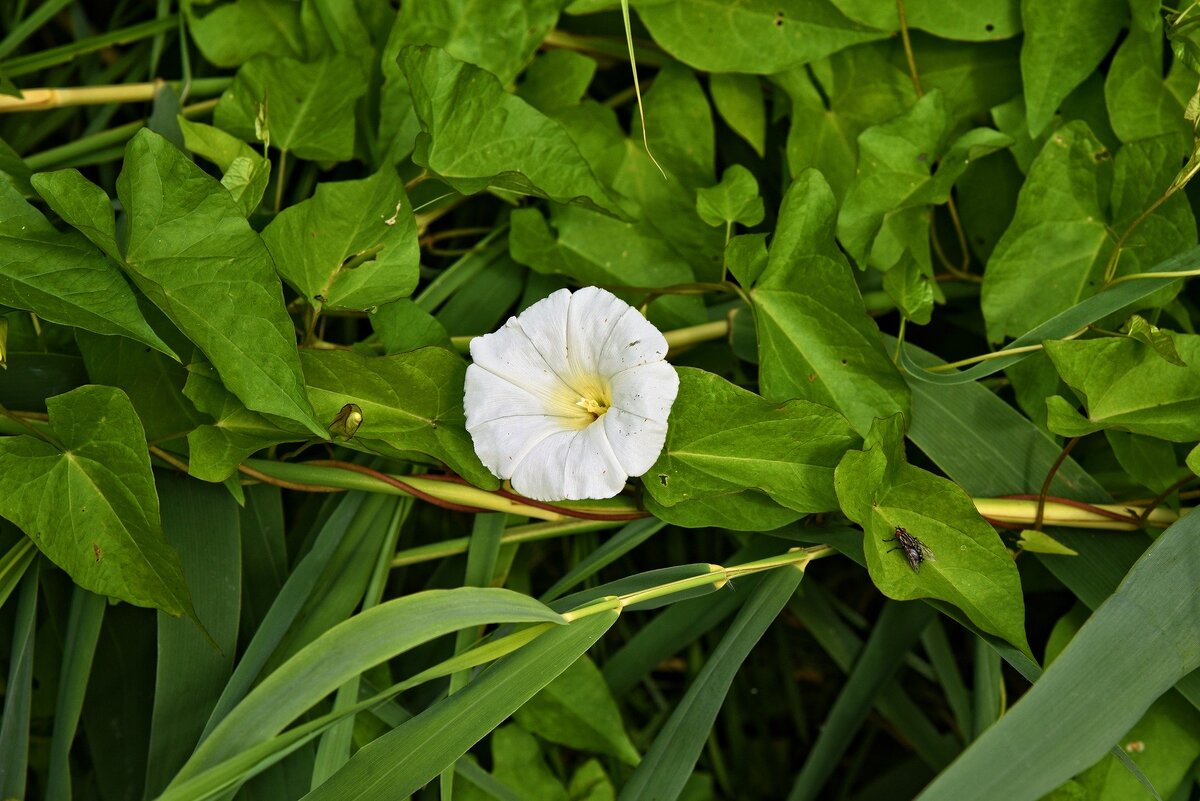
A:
[[0, 559, 38, 798], [539, 518, 665, 603], [201, 491, 368, 741], [786, 600, 936, 801], [312, 497, 412, 786], [172, 588, 564, 786], [302, 611, 618, 800], [45, 587, 105, 801], [617, 566, 804, 801], [915, 510, 1200, 801], [146, 474, 242, 797]]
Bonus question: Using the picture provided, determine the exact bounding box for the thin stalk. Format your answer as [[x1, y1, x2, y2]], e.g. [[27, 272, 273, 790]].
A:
[[24, 97, 218, 170], [896, 0, 923, 97], [1034, 436, 1080, 531], [925, 327, 1087, 373], [0, 77, 229, 112], [976, 498, 1181, 530], [391, 519, 619, 568], [0, 16, 178, 77]]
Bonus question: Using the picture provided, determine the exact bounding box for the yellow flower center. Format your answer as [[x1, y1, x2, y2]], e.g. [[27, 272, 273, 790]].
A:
[[558, 375, 612, 428], [576, 396, 609, 418]]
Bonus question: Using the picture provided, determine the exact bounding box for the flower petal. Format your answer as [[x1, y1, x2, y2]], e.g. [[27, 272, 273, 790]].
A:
[[468, 310, 580, 419], [596, 304, 669, 377], [466, 412, 568, 480], [603, 407, 668, 476], [564, 286, 635, 382], [610, 361, 679, 423], [464, 364, 549, 425], [509, 422, 626, 501], [507, 288, 582, 394]]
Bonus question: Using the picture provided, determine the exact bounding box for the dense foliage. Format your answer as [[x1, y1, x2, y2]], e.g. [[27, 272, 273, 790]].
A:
[[0, 1, 1199, 800]]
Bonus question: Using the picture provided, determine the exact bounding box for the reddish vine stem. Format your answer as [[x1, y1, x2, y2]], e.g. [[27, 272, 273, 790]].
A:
[[1000, 493, 1141, 525], [1033, 436, 1082, 531], [306, 461, 650, 521], [1136, 475, 1197, 526], [302, 461, 497, 513]]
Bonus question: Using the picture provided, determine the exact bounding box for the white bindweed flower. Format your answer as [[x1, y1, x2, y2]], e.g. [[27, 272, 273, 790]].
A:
[[464, 287, 680, 502]]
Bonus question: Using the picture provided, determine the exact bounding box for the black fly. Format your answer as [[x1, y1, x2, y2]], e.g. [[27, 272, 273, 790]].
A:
[[883, 527, 934, 572]]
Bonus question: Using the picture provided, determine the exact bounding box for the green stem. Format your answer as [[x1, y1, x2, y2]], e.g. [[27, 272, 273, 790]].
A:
[[24, 96, 219, 170], [391, 519, 619, 568]]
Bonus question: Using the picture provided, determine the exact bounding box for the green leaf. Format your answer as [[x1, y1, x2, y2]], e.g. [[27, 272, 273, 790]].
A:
[[750, 169, 911, 433], [515, 655, 640, 765], [76, 331, 204, 444], [302, 610, 618, 801], [905, 248, 1200, 385], [980, 121, 1112, 343], [401, 45, 625, 217], [1, 180, 170, 356], [633, 0, 886, 74], [778, 44, 916, 202], [1122, 314, 1186, 366], [370, 300, 452, 353], [173, 588, 567, 784], [0, 386, 194, 617], [518, 50, 598, 113], [393, 0, 563, 85], [299, 347, 497, 487], [643, 488, 805, 531], [905, 0, 1021, 41], [44, 587, 105, 801], [643, 367, 859, 516], [184, 362, 306, 482], [1106, 430, 1181, 494], [695, 165, 764, 228], [29, 168, 121, 260], [617, 567, 802, 801], [1105, 23, 1191, 144], [838, 91, 1011, 271], [709, 73, 766, 156], [569, 760, 616, 801], [214, 54, 366, 161], [263, 168, 418, 313], [914, 509, 1200, 801], [116, 129, 324, 437], [1020, 0, 1126, 137], [1044, 334, 1200, 441], [458, 725, 569, 801], [186, 0, 305, 68], [834, 415, 1030, 653], [1016, 529, 1079, 556], [0, 562, 36, 801], [178, 118, 271, 216], [509, 205, 696, 291], [725, 233, 768, 288]]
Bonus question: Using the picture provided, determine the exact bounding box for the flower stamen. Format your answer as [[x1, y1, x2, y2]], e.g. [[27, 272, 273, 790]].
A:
[[576, 396, 609, 419]]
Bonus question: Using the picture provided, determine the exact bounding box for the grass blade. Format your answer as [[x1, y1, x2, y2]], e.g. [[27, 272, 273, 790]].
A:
[[311, 498, 412, 786], [792, 583, 960, 768], [786, 600, 936, 801], [172, 588, 564, 787], [146, 474, 242, 797], [915, 509, 1200, 801], [0, 536, 35, 610], [539, 518, 665, 603], [201, 491, 368, 740], [45, 586, 105, 801], [0, 559, 38, 798], [303, 610, 618, 800], [618, 565, 804, 801]]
